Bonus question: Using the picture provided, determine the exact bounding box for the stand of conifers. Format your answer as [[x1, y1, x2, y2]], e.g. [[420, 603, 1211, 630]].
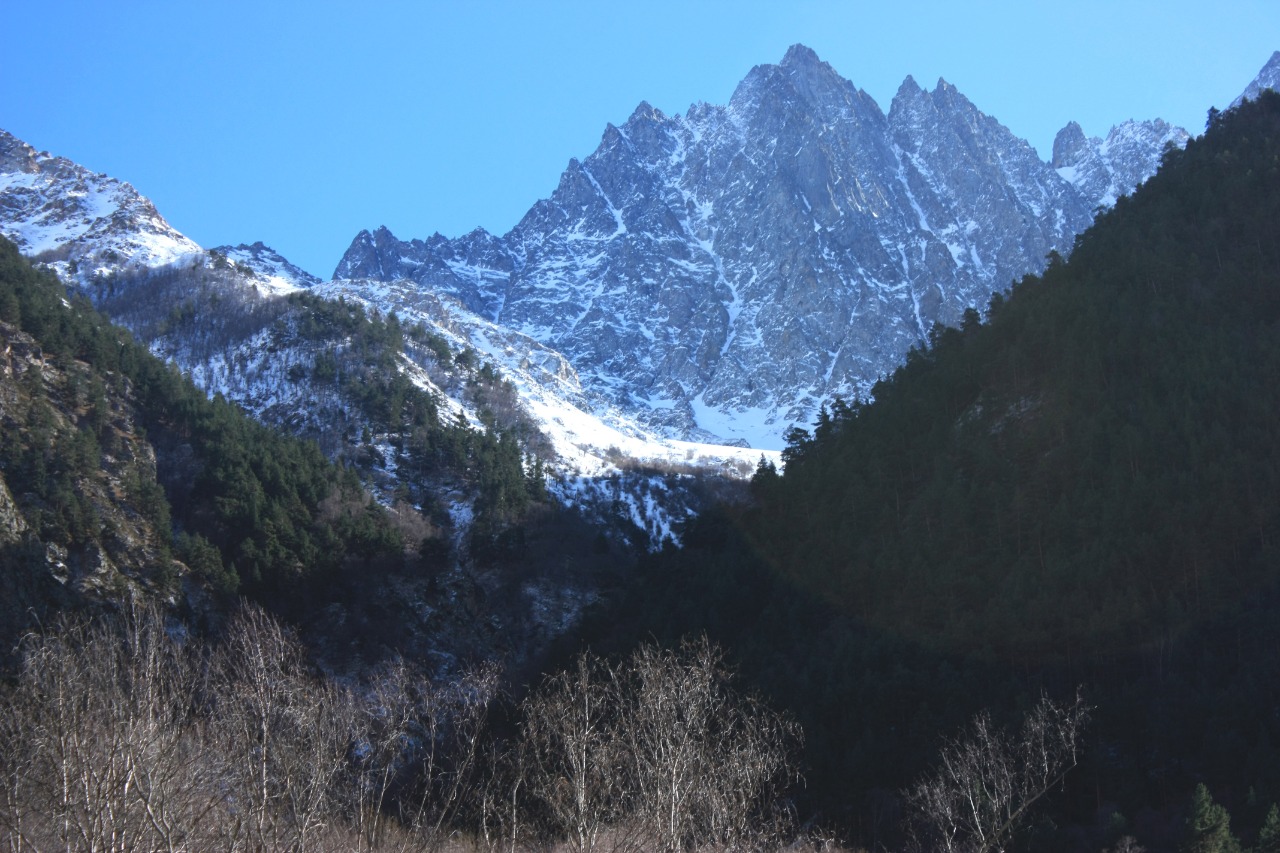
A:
[[0, 602, 1087, 853]]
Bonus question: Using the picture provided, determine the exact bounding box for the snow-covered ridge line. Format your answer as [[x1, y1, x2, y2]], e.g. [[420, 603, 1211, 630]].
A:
[[0, 124, 774, 554], [213, 241, 320, 295], [0, 129, 202, 277], [314, 278, 777, 483]]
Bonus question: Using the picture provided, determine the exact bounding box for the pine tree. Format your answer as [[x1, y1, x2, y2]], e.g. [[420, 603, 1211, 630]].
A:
[[1181, 784, 1241, 853], [1257, 804, 1280, 853]]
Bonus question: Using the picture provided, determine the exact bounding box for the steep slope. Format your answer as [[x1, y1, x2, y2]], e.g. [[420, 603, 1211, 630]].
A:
[[592, 92, 1280, 843], [0, 125, 765, 553], [335, 45, 1187, 446], [0, 314, 182, 658], [1232, 49, 1280, 107], [745, 90, 1280, 662], [0, 237, 627, 678], [0, 237, 420, 659], [0, 129, 201, 278]]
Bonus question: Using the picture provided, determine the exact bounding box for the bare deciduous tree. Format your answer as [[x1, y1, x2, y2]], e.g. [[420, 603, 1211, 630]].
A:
[[210, 603, 353, 853], [0, 603, 222, 852], [904, 691, 1090, 853], [2, 607, 800, 853], [345, 658, 422, 851], [391, 659, 499, 850], [625, 637, 800, 853], [520, 651, 628, 853], [510, 637, 801, 853]]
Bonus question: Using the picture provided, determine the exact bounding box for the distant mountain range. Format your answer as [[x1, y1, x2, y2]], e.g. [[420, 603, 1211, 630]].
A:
[[3, 46, 1277, 452], [331, 45, 1194, 446]]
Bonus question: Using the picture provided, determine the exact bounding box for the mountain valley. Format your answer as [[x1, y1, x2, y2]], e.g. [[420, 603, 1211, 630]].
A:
[[1, 44, 1279, 853]]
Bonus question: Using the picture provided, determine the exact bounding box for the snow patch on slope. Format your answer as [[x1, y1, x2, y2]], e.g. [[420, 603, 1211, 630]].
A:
[[0, 130, 201, 276]]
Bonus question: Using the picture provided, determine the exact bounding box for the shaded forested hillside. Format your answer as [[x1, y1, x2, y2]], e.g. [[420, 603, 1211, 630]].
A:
[[764, 92, 1280, 663], [0, 239, 623, 677], [587, 92, 1280, 849], [0, 238, 408, 640]]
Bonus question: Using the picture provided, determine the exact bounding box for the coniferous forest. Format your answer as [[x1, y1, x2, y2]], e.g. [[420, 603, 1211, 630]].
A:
[[586, 91, 1280, 850], [2, 90, 1280, 853]]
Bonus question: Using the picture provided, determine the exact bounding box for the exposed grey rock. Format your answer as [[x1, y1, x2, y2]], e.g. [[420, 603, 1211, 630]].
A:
[[1052, 118, 1189, 209], [44, 542, 70, 585], [0, 474, 25, 546]]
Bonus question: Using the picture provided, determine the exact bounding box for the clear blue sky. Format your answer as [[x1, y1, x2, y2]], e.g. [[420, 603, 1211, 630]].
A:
[[3, 1, 1275, 279]]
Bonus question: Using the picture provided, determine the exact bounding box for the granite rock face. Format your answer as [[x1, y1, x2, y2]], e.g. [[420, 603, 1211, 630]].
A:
[[334, 45, 1186, 445]]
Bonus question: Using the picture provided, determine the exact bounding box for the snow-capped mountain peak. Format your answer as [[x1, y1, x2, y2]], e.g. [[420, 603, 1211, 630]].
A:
[[333, 45, 1188, 448], [0, 129, 201, 280]]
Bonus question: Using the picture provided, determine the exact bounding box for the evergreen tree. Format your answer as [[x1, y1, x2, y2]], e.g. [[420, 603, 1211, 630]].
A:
[[1181, 784, 1241, 853], [1258, 804, 1280, 853]]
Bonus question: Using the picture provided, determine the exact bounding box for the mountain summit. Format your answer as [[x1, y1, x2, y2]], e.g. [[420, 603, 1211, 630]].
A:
[[333, 46, 1186, 447]]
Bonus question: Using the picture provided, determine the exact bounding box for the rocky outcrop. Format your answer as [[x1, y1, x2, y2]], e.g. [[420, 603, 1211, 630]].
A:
[[0, 473, 26, 546], [1052, 118, 1189, 209], [0, 319, 185, 652]]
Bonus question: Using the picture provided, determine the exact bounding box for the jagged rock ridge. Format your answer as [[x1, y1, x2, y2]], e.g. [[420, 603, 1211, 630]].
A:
[[1051, 119, 1189, 210], [334, 45, 1189, 447]]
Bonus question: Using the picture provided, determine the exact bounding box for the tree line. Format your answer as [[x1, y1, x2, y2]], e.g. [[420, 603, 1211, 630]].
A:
[[0, 600, 1111, 853]]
